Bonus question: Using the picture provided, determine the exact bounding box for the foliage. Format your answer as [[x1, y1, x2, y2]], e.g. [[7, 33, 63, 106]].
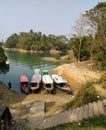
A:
[[85, 2, 106, 70], [85, 2, 106, 47], [45, 117, 106, 130], [92, 42, 106, 70], [55, 54, 61, 60], [64, 82, 99, 109], [81, 115, 106, 128], [100, 72, 106, 82], [0, 47, 7, 67], [4, 30, 68, 53], [70, 2, 106, 70], [5, 33, 18, 48], [99, 73, 106, 89], [70, 36, 92, 61]]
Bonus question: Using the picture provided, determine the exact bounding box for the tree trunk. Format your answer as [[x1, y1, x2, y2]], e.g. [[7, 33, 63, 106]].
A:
[[78, 38, 82, 62]]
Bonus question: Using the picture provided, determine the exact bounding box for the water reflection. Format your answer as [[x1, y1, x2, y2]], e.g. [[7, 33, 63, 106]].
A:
[[0, 64, 9, 75]]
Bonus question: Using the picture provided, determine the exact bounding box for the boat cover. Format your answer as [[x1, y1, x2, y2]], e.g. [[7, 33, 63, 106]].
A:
[[34, 69, 41, 74], [20, 75, 28, 82], [42, 70, 49, 75], [52, 74, 67, 83], [30, 74, 41, 83], [42, 75, 53, 84]]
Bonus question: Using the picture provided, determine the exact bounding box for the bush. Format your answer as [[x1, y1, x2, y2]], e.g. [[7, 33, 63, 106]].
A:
[[55, 54, 61, 60], [0, 47, 7, 67], [81, 115, 106, 128], [65, 82, 99, 109]]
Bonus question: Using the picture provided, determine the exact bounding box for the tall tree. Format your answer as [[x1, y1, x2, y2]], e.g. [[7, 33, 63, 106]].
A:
[[72, 15, 87, 62], [85, 2, 106, 70], [85, 2, 106, 48]]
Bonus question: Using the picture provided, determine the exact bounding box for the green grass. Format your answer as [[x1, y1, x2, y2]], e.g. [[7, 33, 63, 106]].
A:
[[45, 115, 106, 130], [14, 115, 106, 130]]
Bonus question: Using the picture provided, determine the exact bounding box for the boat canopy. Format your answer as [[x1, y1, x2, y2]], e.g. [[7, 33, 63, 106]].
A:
[[30, 74, 41, 83], [52, 74, 67, 83], [42, 75, 53, 84], [42, 70, 49, 75], [20, 75, 28, 82], [34, 69, 41, 74]]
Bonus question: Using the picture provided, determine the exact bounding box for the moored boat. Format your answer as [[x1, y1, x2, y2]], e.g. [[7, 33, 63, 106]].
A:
[[42, 70, 54, 93], [52, 74, 73, 94], [20, 75, 29, 94], [30, 69, 42, 93]]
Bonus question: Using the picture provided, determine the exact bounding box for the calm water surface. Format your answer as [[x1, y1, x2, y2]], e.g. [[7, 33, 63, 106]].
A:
[[0, 51, 61, 92]]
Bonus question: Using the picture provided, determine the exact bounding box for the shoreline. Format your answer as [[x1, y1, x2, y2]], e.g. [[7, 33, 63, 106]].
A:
[[4, 47, 76, 62], [4, 47, 60, 54]]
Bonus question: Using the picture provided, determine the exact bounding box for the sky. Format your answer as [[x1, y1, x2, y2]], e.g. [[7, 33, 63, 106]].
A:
[[0, 0, 105, 41]]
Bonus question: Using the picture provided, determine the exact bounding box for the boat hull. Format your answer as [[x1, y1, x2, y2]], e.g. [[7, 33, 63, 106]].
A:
[[30, 72, 42, 93], [20, 75, 29, 94], [42, 70, 54, 93], [52, 74, 73, 94], [54, 83, 73, 94]]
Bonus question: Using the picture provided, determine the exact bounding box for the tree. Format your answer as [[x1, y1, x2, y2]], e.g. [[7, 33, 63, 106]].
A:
[[0, 47, 7, 67], [85, 2, 106, 70], [70, 36, 92, 61], [85, 2, 106, 48], [5, 33, 18, 48], [72, 15, 88, 62]]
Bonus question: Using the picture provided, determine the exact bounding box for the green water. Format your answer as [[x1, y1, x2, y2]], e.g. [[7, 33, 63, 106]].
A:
[[0, 51, 60, 92]]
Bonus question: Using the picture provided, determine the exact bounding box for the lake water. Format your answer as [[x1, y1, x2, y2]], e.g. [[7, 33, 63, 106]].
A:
[[0, 51, 61, 92]]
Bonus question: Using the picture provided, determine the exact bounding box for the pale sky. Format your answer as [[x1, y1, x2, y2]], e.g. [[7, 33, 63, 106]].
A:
[[0, 0, 105, 41]]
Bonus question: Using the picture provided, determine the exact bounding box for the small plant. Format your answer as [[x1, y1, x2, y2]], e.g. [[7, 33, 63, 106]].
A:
[[81, 115, 106, 128], [55, 54, 61, 60]]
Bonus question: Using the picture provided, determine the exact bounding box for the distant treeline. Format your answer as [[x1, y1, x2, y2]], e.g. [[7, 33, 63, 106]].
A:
[[4, 31, 69, 53]]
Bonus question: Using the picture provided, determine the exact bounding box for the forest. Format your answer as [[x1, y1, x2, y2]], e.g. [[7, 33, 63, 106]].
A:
[[1, 2, 106, 70]]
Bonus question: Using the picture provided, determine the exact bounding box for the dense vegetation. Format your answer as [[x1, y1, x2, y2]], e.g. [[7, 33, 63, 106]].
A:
[[70, 2, 106, 70], [4, 31, 68, 53], [0, 46, 7, 68], [3, 2, 106, 70]]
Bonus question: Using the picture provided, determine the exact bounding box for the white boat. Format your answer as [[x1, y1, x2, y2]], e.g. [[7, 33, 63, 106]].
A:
[[52, 74, 73, 94], [34, 69, 41, 74], [42, 70, 54, 92], [30, 69, 42, 92]]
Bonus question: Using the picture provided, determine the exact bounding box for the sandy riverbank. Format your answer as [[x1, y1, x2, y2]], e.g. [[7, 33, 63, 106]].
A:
[[53, 62, 102, 91]]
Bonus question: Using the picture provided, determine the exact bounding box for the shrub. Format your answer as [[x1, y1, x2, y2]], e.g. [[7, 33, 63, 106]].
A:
[[55, 54, 61, 60], [65, 82, 99, 109]]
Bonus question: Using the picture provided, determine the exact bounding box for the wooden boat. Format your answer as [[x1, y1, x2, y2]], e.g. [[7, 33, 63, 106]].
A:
[[52, 74, 73, 94], [20, 75, 29, 94], [30, 69, 42, 93], [42, 70, 54, 92]]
